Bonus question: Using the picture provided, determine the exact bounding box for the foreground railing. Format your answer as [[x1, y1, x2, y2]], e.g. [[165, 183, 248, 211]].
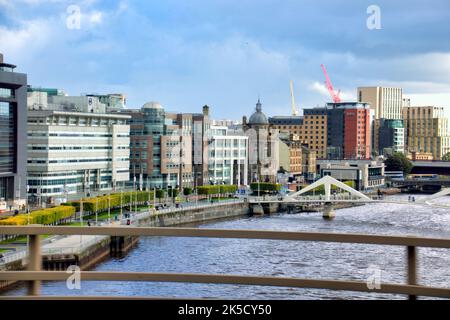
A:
[[0, 226, 449, 300]]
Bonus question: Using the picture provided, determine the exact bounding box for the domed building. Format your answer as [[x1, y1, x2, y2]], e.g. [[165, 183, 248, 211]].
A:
[[243, 99, 279, 183]]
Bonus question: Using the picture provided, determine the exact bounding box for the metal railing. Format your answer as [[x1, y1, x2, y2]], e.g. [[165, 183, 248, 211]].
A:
[[0, 226, 449, 300]]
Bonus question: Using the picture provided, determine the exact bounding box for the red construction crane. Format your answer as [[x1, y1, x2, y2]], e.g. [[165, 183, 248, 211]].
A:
[[320, 64, 341, 103]]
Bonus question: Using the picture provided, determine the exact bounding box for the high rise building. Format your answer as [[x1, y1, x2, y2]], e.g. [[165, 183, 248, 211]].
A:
[[268, 116, 303, 136], [303, 103, 372, 160], [378, 119, 405, 156], [0, 54, 27, 206], [357, 87, 404, 154], [357, 87, 403, 120], [403, 106, 450, 160], [27, 90, 130, 204], [302, 109, 328, 159]]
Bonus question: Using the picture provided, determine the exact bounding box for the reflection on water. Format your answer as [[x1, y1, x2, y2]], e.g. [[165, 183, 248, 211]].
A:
[[3, 194, 450, 299]]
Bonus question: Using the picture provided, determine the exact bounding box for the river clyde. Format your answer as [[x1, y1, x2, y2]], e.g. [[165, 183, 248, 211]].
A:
[[3, 194, 450, 299]]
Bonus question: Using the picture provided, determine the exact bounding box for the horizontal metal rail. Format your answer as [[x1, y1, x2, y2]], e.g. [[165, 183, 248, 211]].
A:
[[0, 271, 449, 299], [0, 226, 449, 248], [0, 226, 449, 299]]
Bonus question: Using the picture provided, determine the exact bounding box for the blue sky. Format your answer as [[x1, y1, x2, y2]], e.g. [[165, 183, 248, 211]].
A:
[[1, 0, 450, 119]]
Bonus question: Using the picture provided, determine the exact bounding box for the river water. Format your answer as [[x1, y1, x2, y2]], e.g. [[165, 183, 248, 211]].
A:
[[3, 194, 450, 299]]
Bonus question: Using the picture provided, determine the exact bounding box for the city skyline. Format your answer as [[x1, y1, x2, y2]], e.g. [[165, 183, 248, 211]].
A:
[[1, 0, 450, 119]]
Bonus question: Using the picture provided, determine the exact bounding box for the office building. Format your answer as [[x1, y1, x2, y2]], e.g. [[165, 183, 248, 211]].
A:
[[317, 159, 385, 190], [268, 116, 303, 136], [304, 102, 372, 160], [357, 87, 404, 153], [403, 106, 450, 160], [378, 119, 405, 155], [208, 125, 248, 185], [358, 87, 403, 120], [122, 103, 210, 189], [27, 90, 130, 204], [0, 54, 27, 206]]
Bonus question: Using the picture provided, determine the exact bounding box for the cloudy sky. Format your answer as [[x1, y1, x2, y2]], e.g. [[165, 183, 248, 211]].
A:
[[1, 0, 449, 119]]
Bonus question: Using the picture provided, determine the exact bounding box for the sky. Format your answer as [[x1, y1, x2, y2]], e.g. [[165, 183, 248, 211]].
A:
[[1, 0, 450, 120]]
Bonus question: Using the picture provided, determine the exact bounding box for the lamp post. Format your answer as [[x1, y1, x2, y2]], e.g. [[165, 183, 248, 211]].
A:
[[108, 191, 111, 224], [95, 196, 98, 225], [147, 177, 151, 214], [120, 190, 123, 221]]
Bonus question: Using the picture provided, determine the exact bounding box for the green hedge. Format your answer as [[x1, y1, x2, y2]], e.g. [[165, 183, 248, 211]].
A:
[[67, 191, 154, 213], [219, 185, 238, 194], [0, 206, 76, 226], [197, 185, 220, 195], [197, 185, 238, 195], [250, 183, 281, 193]]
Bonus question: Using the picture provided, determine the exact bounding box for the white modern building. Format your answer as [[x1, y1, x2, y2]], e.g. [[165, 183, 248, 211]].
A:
[[27, 90, 130, 204], [317, 159, 385, 190], [208, 125, 248, 186]]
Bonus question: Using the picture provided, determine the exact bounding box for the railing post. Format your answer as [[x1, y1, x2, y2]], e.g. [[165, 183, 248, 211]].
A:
[[27, 234, 41, 296], [407, 245, 417, 300]]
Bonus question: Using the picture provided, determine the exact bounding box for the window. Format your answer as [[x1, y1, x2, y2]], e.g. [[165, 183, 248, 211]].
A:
[[0, 88, 14, 98], [0, 102, 15, 174]]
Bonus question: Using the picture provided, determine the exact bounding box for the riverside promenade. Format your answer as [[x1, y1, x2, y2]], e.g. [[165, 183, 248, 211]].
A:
[[0, 199, 248, 276]]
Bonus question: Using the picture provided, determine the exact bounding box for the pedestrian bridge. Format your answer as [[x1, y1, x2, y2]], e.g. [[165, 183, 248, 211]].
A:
[[248, 176, 450, 209]]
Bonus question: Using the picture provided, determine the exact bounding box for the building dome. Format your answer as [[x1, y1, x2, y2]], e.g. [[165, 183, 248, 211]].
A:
[[142, 101, 163, 110], [248, 99, 268, 125]]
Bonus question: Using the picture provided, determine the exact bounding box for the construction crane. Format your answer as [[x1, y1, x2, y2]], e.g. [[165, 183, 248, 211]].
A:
[[320, 64, 341, 103], [289, 80, 299, 116]]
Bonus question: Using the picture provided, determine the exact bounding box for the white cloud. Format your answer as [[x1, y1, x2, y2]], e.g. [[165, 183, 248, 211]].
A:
[[88, 11, 103, 24], [308, 81, 355, 101], [0, 19, 52, 58]]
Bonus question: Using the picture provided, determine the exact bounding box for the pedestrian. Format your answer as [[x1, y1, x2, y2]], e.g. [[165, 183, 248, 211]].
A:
[[14, 209, 19, 216], [87, 220, 91, 226]]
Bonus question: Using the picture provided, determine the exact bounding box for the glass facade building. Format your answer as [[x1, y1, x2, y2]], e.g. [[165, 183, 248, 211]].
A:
[[0, 54, 27, 205]]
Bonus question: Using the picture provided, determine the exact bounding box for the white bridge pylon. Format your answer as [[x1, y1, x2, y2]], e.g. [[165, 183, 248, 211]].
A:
[[420, 188, 450, 204], [286, 175, 371, 202]]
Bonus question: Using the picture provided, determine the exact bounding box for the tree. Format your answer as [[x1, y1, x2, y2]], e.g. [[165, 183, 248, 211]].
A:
[[183, 187, 193, 196], [385, 152, 412, 174], [442, 152, 450, 161]]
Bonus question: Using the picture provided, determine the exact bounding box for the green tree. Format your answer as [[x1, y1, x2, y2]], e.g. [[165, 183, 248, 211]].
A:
[[385, 152, 412, 174], [183, 187, 193, 196], [442, 152, 450, 161]]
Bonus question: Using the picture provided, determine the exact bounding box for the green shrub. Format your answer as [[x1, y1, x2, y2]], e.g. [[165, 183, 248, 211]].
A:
[[168, 188, 179, 198], [156, 189, 165, 199], [183, 187, 193, 196], [0, 206, 76, 226], [219, 185, 238, 194], [197, 185, 220, 195], [250, 183, 281, 194], [69, 191, 154, 212]]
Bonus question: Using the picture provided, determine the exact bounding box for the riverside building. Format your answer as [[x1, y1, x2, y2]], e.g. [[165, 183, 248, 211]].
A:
[[26, 90, 130, 204], [0, 54, 27, 207]]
